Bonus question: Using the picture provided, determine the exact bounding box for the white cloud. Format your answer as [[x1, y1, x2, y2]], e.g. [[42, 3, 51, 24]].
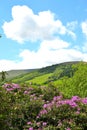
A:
[[81, 20, 87, 38], [66, 21, 78, 40], [67, 21, 78, 31], [82, 42, 87, 52], [0, 38, 87, 72], [1, 5, 85, 72], [66, 30, 76, 40], [81, 20, 87, 52], [39, 39, 69, 50], [0, 60, 17, 71], [2, 5, 76, 43]]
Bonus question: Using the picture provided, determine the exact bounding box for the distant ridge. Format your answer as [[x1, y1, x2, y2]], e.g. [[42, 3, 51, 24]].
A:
[[2, 61, 85, 80], [4, 69, 36, 79], [38, 61, 81, 73]]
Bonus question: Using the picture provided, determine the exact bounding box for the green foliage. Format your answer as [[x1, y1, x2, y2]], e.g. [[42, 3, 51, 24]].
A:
[[3, 61, 86, 98], [0, 61, 87, 129], [0, 71, 8, 81], [10, 61, 78, 87], [26, 73, 53, 85], [57, 62, 87, 98], [1, 61, 87, 98], [0, 82, 87, 130], [0, 83, 44, 130], [12, 70, 39, 83], [41, 83, 60, 101]]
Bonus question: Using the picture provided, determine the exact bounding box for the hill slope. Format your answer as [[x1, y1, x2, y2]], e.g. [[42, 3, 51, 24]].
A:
[[11, 61, 79, 84], [0, 69, 36, 80], [0, 61, 87, 98], [10, 61, 87, 98]]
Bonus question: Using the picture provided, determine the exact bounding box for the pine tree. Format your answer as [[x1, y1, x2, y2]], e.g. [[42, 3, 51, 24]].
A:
[[0, 71, 8, 81]]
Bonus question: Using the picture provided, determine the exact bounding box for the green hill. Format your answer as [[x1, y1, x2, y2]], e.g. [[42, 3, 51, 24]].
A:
[[0, 69, 35, 80], [1, 61, 87, 98], [10, 61, 79, 84]]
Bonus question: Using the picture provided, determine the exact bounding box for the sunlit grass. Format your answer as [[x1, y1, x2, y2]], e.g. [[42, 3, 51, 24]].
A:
[[26, 73, 53, 85]]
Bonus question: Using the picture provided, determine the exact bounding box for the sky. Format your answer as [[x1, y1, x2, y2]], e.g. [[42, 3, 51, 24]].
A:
[[0, 0, 87, 71]]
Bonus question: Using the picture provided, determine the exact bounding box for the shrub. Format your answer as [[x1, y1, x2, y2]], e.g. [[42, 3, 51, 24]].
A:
[[0, 83, 87, 130]]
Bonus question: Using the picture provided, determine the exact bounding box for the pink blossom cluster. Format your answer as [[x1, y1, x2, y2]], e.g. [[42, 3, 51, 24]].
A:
[[27, 121, 47, 130], [24, 87, 34, 94], [3, 83, 20, 91], [38, 95, 87, 117], [26, 95, 87, 129]]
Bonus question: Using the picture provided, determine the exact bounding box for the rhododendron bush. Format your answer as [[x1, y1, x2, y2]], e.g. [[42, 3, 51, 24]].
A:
[[0, 83, 87, 130]]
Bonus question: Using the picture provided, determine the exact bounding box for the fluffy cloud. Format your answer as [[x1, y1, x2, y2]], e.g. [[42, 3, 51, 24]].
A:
[[19, 39, 70, 67], [2, 5, 76, 43], [82, 42, 87, 52], [81, 20, 87, 38], [1, 5, 87, 72], [67, 21, 78, 31], [0, 38, 87, 72], [0, 60, 17, 71], [66, 21, 78, 40], [81, 20, 87, 53], [18, 39, 85, 68]]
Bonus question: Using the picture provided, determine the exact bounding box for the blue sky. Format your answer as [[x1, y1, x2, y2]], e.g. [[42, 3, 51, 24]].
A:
[[0, 0, 87, 71]]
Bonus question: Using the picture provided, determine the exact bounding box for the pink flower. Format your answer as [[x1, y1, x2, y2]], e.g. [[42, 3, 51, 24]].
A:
[[3, 83, 20, 91], [40, 109, 47, 115], [81, 98, 87, 104], [24, 91, 29, 94], [7, 88, 14, 91], [37, 122, 41, 126], [69, 101, 78, 108], [27, 121, 32, 125], [12, 83, 20, 89], [76, 111, 80, 114], [71, 96, 80, 102], [66, 128, 71, 130], [42, 122, 47, 126], [43, 104, 47, 108], [58, 120, 62, 126], [29, 127, 33, 130], [36, 116, 40, 119]]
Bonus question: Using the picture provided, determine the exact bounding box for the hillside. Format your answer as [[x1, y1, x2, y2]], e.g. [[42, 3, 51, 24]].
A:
[[1, 61, 87, 97], [1, 61, 87, 130], [10, 61, 79, 84], [0, 69, 36, 80], [9, 61, 86, 98]]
